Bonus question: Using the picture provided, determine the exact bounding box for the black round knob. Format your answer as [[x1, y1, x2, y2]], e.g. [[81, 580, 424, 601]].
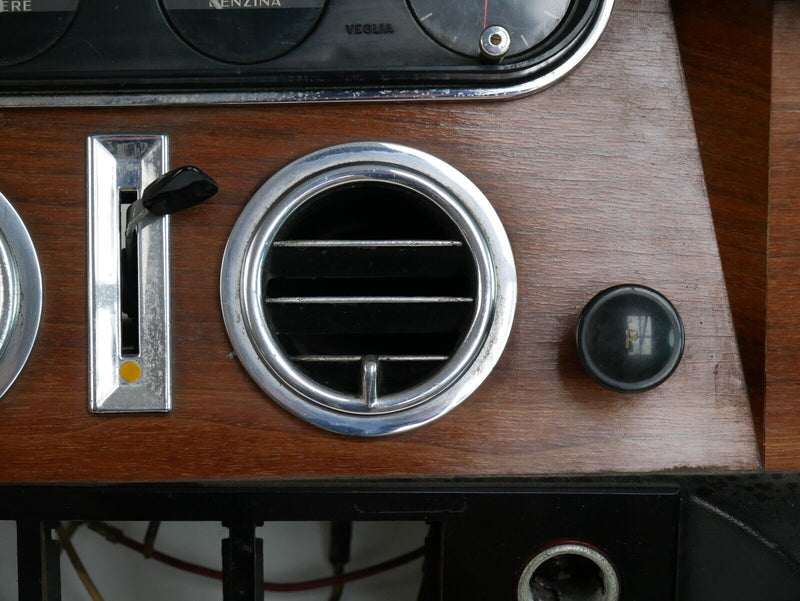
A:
[[576, 285, 685, 393]]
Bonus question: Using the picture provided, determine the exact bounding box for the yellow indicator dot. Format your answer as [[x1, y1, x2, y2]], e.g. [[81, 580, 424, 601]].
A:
[[120, 361, 142, 383]]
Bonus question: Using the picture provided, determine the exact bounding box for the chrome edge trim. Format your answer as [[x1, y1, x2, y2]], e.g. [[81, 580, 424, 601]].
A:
[[0, 192, 42, 399], [0, 231, 18, 359], [517, 543, 621, 601], [87, 134, 172, 413], [0, 0, 613, 107], [220, 142, 517, 437]]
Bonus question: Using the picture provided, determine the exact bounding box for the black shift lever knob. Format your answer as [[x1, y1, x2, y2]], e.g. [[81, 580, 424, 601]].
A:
[[121, 165, 218, 325], [140, 165, 219, 216], [125, 166, 218, 239]]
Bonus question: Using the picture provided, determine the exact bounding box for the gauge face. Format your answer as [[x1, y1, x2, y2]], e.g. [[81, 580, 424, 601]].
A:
[[161, 0, 327, 64], [0, 0, 80, 67], [408, 0, 572, 59]]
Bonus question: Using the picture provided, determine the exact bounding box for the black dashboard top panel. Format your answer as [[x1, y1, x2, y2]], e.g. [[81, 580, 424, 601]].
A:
[[160, 0, 329, 64], [0, 0, 613, 105], [0, 0, 79, 67]]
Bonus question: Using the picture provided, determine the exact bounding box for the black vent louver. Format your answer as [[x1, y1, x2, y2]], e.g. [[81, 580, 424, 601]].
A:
[[263, 182, 478, 399]]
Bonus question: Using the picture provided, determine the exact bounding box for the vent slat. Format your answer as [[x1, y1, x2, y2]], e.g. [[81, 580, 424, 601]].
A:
[[267, 277, 472, 298], [274, 240, 463, 248], [296, 361, 445, 396], [292, 355, 450, 363], [266, 296, 473, 304], [269, 303, 474, 335], [268, 245, 470, 279], [278, 333, 461, 357]]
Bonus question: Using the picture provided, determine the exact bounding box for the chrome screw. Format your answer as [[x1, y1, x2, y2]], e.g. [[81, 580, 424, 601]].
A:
[[480, 25, 511, 61]]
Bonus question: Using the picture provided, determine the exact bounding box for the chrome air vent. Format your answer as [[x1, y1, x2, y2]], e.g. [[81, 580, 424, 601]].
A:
[[265, 184, 477, 400], [221, 143, 516, 436], [0, 191, 42, 399]]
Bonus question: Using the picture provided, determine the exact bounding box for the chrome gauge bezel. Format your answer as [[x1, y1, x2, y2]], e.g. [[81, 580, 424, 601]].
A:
[[220, 143, 517, 436], [0, 191, 42, 399]]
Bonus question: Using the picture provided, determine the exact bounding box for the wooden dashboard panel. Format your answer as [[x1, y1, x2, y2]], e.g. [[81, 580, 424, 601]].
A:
[[766, 1, 800, 470], [672, 0, 772, 457], [0, 0, 760, 482]]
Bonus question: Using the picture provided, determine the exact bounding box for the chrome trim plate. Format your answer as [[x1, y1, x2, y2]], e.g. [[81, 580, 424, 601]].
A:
[[221, 142, 517, 436], [87, 134, 172, 413], [0, 191, 42, 399]]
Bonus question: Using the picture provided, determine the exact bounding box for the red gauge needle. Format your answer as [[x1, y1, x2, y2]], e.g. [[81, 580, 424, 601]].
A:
[[483, 0, 489, 28]]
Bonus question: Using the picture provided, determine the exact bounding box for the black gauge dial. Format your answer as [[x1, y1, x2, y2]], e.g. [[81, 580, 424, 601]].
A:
[[408, 0, 572, 59], [0, 0, 79, 67], [161, 0, 327, 64]]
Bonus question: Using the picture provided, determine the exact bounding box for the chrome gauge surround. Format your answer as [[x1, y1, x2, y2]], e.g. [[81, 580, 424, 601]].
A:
[[221, 143, 516, 436], [0, 191, 42, 399]]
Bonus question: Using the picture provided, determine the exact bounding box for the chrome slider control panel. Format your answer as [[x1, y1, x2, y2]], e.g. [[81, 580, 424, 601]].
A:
[[88, 135, 173, 413], [87, 135, 217, 413]]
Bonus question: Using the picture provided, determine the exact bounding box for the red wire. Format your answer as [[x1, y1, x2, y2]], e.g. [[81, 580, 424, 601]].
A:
[[263, 547, 425, 592], [116, 532, 425, 592], [118, 537, 222, 580]]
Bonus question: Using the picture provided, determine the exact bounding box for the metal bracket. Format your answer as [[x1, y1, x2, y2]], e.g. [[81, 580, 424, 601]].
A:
[[223, 521, 265, 601], [87, 134, 172, 413], [16, 520, 61, 601]]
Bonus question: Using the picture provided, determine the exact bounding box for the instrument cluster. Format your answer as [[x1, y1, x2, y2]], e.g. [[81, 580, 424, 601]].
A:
[[0, 0, 612, 104]]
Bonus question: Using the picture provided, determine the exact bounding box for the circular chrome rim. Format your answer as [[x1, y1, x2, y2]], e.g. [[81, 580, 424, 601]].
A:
[[517, 543, 620, 601], [0, 233, 18, 358], [221, 142, 516, 436], [0, 192, 42, 399]]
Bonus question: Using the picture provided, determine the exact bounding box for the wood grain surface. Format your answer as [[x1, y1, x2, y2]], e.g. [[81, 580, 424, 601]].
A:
[[672, 0, 772, 457], [0, 0, 759, 482], [766, 1, 800, 470]]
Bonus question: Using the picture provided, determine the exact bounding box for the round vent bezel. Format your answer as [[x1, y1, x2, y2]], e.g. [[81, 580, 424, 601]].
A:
[[0, 191, 42, 399], [221, 142, 516, 436]]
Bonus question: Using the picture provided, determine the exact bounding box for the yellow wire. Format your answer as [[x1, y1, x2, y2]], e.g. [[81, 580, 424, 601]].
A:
[[57, 524, 107, 601]]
